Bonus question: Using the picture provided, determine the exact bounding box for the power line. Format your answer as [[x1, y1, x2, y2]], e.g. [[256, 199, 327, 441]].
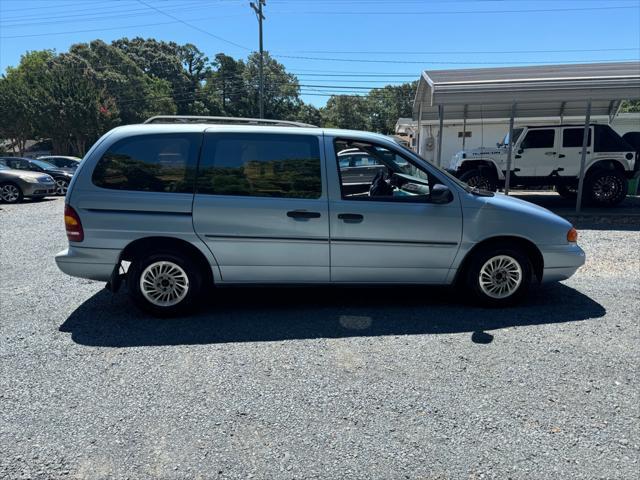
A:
[[134, 0, 250, 50], [269, 5, 639, 15]]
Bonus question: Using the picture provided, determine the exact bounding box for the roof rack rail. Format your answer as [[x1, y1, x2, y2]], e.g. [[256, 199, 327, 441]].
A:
[[143, 115, 317, 128]]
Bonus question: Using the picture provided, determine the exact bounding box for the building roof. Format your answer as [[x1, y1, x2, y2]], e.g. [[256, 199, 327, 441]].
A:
[[413, 62, 640, 121]]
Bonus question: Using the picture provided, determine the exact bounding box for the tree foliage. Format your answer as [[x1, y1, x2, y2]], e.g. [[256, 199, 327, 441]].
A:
[[0, 37, 419, 155]]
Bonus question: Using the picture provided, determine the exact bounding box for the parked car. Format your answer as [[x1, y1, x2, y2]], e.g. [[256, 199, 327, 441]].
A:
[[0, 157, 74, 195], [448, 124, 638, 206], [37, 155, 81, 172], [0, 163, 56, 203], [55, 116, 585, 316]]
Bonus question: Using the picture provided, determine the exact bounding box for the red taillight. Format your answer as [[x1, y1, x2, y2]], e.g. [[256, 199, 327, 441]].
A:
[[64, 204, 84, 242]]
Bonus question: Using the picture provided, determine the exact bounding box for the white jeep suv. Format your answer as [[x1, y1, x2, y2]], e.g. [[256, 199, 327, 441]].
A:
[[448, 124, 638, 206]]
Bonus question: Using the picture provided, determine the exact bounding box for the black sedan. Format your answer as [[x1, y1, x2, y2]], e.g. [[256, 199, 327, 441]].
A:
[[0, 157, 74, 196]]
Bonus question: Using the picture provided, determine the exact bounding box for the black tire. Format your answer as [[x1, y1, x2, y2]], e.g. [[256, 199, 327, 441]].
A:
[[55, 178, 69, 196], [128, 250, 203, 317], [464, 243, 532, 307], [556, 184, 577, 200], [585, 168, 628, 207], [0, 182, 24, 204], [459, 168, 498, 192]]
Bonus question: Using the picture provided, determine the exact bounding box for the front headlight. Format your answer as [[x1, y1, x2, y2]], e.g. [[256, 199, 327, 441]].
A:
[[21, 176, 39, 183]]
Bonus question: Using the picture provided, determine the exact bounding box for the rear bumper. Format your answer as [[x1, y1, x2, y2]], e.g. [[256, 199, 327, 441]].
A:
[[540, 243, 586, 283], [55, 246, 121, 281]]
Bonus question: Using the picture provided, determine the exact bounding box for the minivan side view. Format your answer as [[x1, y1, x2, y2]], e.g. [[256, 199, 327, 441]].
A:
[[55, 116, 585, 316]]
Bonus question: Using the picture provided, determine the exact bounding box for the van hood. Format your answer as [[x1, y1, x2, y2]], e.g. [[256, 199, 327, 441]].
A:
[[478, 191, 571, 228]]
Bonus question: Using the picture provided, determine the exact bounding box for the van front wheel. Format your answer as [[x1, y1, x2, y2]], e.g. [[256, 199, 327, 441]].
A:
[[465, 245, 532, 307], [128, 251, 203, 316]]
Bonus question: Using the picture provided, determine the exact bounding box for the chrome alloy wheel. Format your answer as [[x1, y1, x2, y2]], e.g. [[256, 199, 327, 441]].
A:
[[140, 261, 190, 307], [0, 184, 20, 203], [478, 255, 523, 299], [55, 179, 69, 195]]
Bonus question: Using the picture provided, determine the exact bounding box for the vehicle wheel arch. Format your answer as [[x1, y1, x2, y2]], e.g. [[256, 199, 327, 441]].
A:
[[459, 159, 500, 177], [120, 236, 214, 288], [455, 235, 544, 284], [585, 159, 627, 176]]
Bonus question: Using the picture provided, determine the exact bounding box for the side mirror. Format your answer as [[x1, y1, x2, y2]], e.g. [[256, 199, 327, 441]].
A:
[[517, 148, 524, 154], [430, 184, 453, 204]]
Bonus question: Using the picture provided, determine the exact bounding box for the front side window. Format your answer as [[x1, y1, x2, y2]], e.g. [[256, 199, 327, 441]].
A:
[[520, 129, 555, 149], [198, 133, 322, 199], [92, 133, 200, 193], [335, 138, 433, 202], [563, 128, 592, 148]]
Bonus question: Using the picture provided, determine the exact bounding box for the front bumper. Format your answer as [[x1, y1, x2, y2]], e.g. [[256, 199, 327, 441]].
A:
[[55, 246, 121, 282], [540, 243, 586, 283], [23, 182, 56, 197]]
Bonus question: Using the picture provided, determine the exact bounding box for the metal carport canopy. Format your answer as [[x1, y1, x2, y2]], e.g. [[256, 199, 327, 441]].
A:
[[413, 62, 640, 121], [412, 61, 640, 212]]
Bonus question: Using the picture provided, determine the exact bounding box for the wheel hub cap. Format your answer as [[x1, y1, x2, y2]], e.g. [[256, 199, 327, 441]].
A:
[[1, 185, 19, 202], [479, 255, 523, 299], [140, 261, 189, 307]]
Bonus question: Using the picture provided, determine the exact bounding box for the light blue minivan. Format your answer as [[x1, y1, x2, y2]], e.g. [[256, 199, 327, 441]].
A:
[[56, 116, 585, 316]]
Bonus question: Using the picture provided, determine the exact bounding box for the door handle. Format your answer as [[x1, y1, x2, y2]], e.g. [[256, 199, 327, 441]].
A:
[[338, 213, 364, 222], [287, 210, 321, 219], [558, 154, 566, 158], [515, 155, 521, 159], [545, 152, 556, 156]]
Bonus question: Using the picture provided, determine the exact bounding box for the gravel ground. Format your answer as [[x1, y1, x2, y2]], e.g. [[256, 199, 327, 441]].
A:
[[1, 197, 638, 479]]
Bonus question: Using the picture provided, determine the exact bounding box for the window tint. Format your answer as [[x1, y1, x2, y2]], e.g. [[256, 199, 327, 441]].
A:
[[198, 133, 322, 199], [562, 128, 591, 148], [521, 129, 555, 149], [92, 134, 200, 193], [594, 125, 631, 152]]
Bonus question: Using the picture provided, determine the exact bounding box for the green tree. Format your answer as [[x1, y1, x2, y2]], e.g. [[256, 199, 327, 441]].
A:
[[38, 53, 118, 155], [202, 53, 248, 117], [321, 95, 369, 130], [620, 100, 640, 113], [0, 51, 55, 155], [70, 40, 176, 124], [244, 52, 301, 119], [296, 103, 323, 126], [113, 37, 207, 115], [365, 81, 417, 134]]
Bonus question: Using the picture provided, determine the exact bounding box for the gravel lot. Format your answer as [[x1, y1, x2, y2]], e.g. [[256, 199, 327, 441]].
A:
[[1, 197, 638, 479]]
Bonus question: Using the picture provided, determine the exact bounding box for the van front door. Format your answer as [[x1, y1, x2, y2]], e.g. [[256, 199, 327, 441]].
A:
[[327, 138, 462, 283], [192, 131, 330, 283]]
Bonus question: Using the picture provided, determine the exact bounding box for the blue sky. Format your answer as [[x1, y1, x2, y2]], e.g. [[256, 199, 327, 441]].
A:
[[1, 0, 639, 107]]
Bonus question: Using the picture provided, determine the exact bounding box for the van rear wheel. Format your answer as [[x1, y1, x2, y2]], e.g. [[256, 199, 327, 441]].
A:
[[128, 251, 203, 316], [465, 244, 532, 307]]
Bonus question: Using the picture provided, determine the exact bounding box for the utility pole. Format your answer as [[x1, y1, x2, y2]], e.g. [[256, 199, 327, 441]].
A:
[[250, 1, 266, 118]]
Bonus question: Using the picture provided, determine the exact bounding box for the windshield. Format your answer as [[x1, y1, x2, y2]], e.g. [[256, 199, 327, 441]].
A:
[[30, 159, 57, 170], [0, 164, 8, 170], [501, 128, 523, 146]]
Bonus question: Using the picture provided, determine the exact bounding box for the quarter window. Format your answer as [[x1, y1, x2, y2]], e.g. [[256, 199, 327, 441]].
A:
[[92, 134, 200, 193], [562, 128, 591, 148], [198, 133, 322, 199], [521, 129, 555, 149]]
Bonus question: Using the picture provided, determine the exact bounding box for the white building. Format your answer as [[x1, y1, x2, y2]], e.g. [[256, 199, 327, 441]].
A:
[[395, 112, 640, 165]]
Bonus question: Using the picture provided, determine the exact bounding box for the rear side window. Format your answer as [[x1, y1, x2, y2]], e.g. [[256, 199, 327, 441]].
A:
[[92, 133, 200, 193], [198, 133, 322, 199], [521, 129, 555, 149], [562, 128, 592, 148], [594, 125, 633, 152]]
